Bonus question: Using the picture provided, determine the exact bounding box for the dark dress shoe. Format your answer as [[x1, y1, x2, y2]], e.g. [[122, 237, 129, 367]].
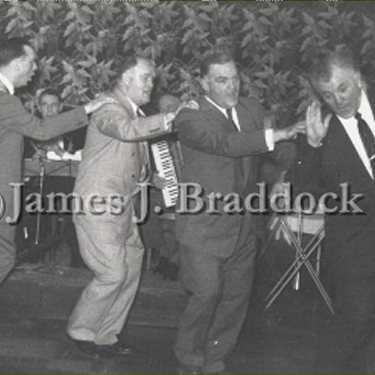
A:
[[95, 343, 149, 362], [72, 339, 100, 359]]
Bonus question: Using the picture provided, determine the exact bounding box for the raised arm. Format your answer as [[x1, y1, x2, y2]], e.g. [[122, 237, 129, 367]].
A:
[[95, 103, 172, 141], [0, 92, 115, 140]]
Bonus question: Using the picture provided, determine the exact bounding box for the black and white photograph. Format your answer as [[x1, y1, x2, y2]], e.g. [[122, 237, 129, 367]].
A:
[[0, 0, 374, 373]]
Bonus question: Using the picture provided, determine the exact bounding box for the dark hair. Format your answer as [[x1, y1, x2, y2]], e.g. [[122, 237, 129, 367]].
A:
[[0, 38, 32, 68], [200, 52, 235, 77], [309, 45, 359, 88], [114, 55, 153, 87], [39, 88, 61, 103]]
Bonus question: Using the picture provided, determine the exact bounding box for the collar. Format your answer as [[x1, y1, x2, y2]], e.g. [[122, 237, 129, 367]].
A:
[[358, 90, 373, 120], [338, 90, 372, 125], [0, 72, 14, 95], [127, 97, 145, 117], [204, 95, 228, 117], [204, 95, 241, 130], [112, 87, 144, 117]]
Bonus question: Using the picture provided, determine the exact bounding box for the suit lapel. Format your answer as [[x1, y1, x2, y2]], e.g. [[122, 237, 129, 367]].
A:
[[113, 88, 150, 181], [328, 115, 374, 187], [199, 96, 249, 192], [199, 97, 234, 132]]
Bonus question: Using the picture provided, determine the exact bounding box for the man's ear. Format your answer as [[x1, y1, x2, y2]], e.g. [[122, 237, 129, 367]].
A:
[[354, 71, 363, 89], [200, 76, 209, 93], [121, 71, 131, 86], [10, 59, 21, 73]]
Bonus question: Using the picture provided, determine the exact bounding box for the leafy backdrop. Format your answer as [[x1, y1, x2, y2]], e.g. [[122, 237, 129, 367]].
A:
[[1, 0, 374, 126]]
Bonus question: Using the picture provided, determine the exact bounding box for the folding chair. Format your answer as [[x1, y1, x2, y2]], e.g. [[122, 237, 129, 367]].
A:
[[262, 211, 334, 315]]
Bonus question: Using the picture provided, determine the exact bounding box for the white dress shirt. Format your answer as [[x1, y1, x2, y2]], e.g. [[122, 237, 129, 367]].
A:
[[338, 91, 375, 178], [0, 72, 15, 95], [205, 96, 274, 151]]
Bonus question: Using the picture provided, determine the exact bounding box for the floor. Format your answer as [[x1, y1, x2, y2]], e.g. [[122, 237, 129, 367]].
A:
[[0, 237, 328, 374]]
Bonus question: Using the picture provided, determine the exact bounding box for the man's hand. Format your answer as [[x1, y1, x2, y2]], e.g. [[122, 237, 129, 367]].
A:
[[269, 170, 290, 211], [179, 100, 199, 111], [32, 148, 47, 160], [163, 112, 177, 132], [305, 101, 332, 148], [49, 143, 66, 157], [273, 121, 306, 143], [83, 94, 117, 115], [152, 172, 168, 190]]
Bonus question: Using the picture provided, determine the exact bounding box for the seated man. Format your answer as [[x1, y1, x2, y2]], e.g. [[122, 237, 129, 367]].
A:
[[25, 88, 86, 159], [21, 88, 86, 266], [140, 93, 184, 279]]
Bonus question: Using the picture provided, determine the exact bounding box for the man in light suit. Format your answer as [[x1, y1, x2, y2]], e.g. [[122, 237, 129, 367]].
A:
[[174, 52, 302, 374], [290, 46, 375, 373], [67, 55, 177, 359], [0, 37, 111, 285]]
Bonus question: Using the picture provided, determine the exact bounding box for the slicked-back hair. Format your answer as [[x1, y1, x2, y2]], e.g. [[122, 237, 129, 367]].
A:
[[39, 88, 61, 104], [114, 55, 154, 88], [0, 38, 32, 68], [309, 45, 359, 88], [200, 52, 235, 77]]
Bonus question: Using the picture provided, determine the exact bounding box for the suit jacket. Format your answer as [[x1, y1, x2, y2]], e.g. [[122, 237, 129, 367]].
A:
[[175, 96, 295, 257], [73, 88, 169, 215], [291, 103, 375, 277], [0, 81, 88, 222]]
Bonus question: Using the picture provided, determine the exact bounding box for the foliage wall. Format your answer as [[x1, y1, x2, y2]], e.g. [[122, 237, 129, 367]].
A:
[[1, 0, 375, 126]]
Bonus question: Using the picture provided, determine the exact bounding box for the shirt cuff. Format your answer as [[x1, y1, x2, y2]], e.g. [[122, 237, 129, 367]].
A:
[[265, 129, 275, 151]]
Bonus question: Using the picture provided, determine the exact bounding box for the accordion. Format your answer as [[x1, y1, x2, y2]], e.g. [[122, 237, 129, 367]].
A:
[[150, 132, 183, 208]]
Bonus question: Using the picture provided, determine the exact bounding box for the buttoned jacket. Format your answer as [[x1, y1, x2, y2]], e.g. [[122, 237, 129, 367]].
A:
[[175, 96, 295, 257]]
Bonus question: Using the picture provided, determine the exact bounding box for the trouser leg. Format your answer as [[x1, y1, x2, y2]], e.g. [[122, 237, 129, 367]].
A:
[[315, 273, 375, 373], [203, 235, 257, 373], [0, 223, 16, 284], [175, 244, 223, 368], [67, 206, 144, 345]]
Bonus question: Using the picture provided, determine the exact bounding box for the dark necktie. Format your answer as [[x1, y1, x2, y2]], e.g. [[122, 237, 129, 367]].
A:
[[226, 108, 239, 132], [226, 108, 246, 181], [135, 108, 150, 182], [356, 112, 375, 175]]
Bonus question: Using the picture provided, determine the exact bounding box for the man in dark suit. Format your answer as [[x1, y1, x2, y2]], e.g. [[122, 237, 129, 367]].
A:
[[174, 52, 302, 374], [0, 37, 113, 285], [290, 46, 375, 373]]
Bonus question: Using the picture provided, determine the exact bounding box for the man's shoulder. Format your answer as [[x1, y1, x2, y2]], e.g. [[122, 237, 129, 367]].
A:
[[0, 89, 19, 103], [91, 93, 131, 121], [238, 96, 263, 110], [175, 99, 207, 123], [0, 90, 23, 114]]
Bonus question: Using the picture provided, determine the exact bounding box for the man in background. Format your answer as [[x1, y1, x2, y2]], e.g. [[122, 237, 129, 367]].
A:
[[23, 88, 87, 267], [140, 93, 183, 279], [25, 88, 86, 158]]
